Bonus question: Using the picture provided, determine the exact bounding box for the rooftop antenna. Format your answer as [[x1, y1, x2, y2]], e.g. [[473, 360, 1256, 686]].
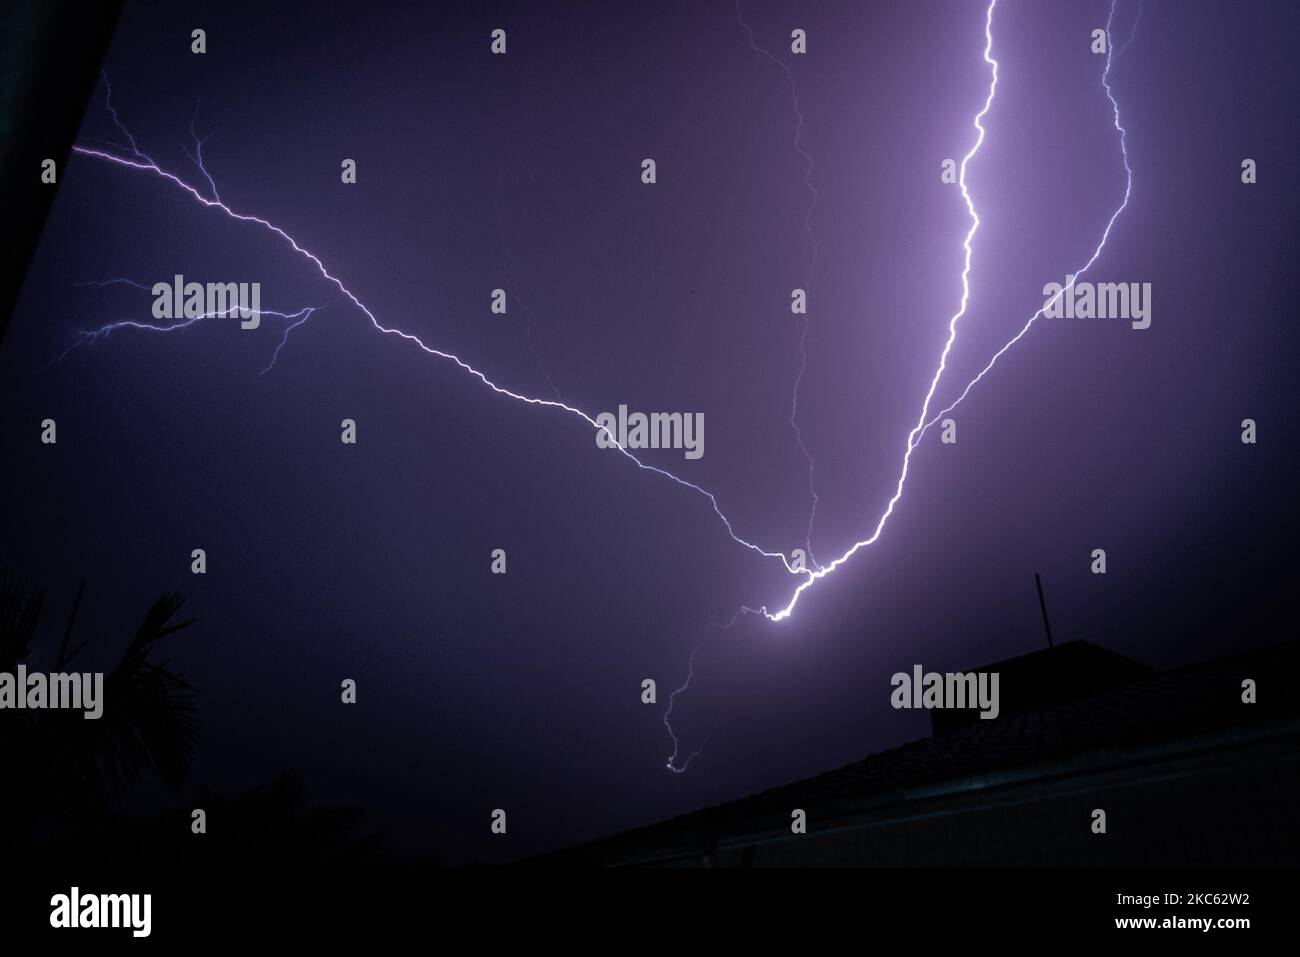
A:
[[1034, 572, 1055, 649]]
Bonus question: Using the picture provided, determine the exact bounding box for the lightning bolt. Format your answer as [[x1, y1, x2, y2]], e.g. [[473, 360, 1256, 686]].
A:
[[751, 0, 1002, 624], [65, 140, 801, 572], [663, 0, 1138, 768], [918, 0, 1137, 437], [181, 98, 222, 205], [52, 278, 326, 372], [662, 640, 712, 774], [759, 0, 1135, 623], [63, 0, 1137, 774]]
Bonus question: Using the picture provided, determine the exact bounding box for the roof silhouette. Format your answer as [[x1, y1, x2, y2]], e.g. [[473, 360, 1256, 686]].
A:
[[529, 639, 1297, 866]]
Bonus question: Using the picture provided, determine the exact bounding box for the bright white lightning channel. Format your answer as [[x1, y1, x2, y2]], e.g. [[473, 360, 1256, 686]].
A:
[[754, 0, 1001, 622], [756, 0, 1135, 623], [663, 0, 1136, 770]]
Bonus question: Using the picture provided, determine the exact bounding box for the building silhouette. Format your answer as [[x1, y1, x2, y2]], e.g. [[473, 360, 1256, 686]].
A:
[[531, 640, 1299, 867]]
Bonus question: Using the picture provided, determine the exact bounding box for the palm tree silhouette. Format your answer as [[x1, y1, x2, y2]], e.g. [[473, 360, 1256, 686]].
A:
[[1, 568, 198, 830], [3, 565, 388, 867]]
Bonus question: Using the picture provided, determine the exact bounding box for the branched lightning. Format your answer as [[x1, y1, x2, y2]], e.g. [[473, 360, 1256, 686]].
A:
[[262, 306, 325, 374], [101, 73, 155, 167], [66, 0, 1137, 775], [750, 0, 1003, 624], [758, 0, 1135, 622], [66, 141, 800, 572], [663, 0, 1138, 768], [53, 277, 325, 371], [914, 0, 1138, 440], [181, 98, 222, 204]]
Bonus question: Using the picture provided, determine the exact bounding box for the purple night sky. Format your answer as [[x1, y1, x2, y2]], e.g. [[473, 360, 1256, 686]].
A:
[[2, 0, 1296, 864]]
